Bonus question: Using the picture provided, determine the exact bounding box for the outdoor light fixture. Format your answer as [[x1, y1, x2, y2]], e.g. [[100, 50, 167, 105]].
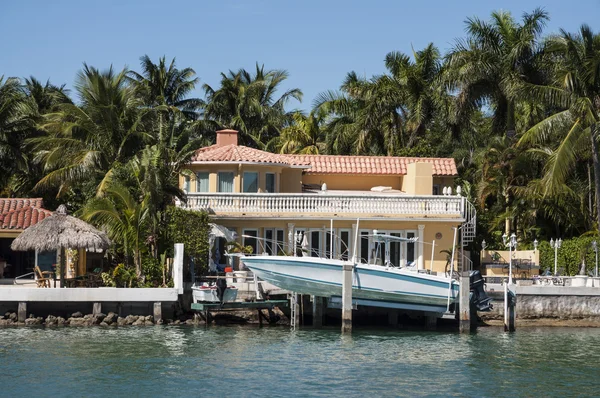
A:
[[502, 232, 517, 284], [481, 239, 487, 250], [550, 238, 563, 276], [533, 239, 539, 252]]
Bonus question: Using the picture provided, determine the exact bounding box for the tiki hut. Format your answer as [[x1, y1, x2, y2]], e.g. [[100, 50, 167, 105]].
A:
[[11, 205, 110, 286]]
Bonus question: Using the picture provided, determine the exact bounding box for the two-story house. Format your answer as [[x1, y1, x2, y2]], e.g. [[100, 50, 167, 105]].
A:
[[178, 129, 475, 273]]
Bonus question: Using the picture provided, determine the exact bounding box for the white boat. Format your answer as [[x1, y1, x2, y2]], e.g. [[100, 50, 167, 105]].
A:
[[240, 232, 491, 313], [192, 284, 238, 303]]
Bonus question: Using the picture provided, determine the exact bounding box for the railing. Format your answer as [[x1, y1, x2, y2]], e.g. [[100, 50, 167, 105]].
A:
[[180, 193, 467, 218]]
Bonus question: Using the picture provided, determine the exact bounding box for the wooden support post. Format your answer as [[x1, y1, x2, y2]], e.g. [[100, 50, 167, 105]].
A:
[[312, 296, 323, 328], [18, 302, 26, 323], [92, 302, 102, 316], [426, 315, 437, 330], [341, 263, 353, 333], [153, 302, 162, 324], [388, 310, 398, 327], [459, 271, 471, 333], [257, 309, 263, 327]]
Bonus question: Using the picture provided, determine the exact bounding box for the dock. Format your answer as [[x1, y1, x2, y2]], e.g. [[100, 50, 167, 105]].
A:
[[191, 300, 289, 326]]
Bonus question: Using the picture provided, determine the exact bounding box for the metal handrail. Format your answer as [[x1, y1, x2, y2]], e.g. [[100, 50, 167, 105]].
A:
[[14, 272, 36, 285]]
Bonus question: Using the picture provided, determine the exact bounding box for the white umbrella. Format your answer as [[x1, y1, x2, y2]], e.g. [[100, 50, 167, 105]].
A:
[[301, 233, 310, 257]]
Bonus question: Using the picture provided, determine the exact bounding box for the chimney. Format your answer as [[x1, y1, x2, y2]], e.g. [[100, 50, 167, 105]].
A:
[[216, 129, 238, 147]]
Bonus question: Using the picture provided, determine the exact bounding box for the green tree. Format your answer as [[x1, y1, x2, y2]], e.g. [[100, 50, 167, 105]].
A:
[[519, 25, 600, 236], [271, 110, 325, 154], [203, 64, 302, 148], [446, 8, 549, 136], [81, 182, 149, 277], [32, 64, 148, 197]]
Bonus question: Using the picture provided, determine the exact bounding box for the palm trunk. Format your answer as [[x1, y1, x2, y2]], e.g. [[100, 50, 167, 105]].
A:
[[590, 125, 600, 237], [506, 100, 516, 138]]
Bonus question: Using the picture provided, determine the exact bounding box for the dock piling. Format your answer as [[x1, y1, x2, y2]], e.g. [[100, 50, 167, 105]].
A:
[[18, 302, 26, 323], [341, 263, 353, 333], [459, 271, 471, 333], [504, 282, 516, 332], [312, 296, 323, 328], [92, 302, 101, 316], [153, 302, 162, 324]]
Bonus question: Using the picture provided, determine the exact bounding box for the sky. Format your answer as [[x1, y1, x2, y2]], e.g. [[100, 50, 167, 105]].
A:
[[1, 0, 598, 110]]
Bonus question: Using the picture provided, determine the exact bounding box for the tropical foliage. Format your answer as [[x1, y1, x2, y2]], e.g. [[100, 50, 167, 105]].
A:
[[2, 9, 600, 276]]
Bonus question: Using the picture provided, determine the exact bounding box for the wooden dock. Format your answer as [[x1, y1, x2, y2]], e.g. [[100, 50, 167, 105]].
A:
[[191, 300, 289, 326]]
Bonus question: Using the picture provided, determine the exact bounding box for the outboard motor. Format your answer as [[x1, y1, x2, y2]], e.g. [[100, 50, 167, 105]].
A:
[[469, 270, 493, 312], [216, 278, 228, 304]]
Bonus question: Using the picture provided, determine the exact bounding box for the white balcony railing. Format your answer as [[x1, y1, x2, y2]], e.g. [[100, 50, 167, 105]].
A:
[[179, 193, 467, 219]]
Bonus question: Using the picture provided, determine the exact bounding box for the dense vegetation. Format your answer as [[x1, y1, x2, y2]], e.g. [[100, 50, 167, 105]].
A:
[[2, 9, 600, 276]]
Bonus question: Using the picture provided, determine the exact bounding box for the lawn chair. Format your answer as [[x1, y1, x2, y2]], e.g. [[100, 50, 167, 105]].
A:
[[34, 266, 54, 288]]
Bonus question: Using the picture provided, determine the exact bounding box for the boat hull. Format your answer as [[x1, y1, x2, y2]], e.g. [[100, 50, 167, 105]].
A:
[[242, 256, 457, 309]]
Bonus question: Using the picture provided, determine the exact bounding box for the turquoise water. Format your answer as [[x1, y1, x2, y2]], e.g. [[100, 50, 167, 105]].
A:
[[1, 325, 599, 397]]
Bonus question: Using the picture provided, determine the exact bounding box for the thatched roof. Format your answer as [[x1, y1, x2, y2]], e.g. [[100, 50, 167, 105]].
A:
[[11, 205, 111, 252]]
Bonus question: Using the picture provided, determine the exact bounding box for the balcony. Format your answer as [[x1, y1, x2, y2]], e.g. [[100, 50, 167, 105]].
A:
[[178, 193, 468, 220]]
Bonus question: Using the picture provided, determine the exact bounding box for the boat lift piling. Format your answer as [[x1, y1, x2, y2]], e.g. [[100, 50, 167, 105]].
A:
[[459, 271, 474, 333], [504, 281, 516, 332]]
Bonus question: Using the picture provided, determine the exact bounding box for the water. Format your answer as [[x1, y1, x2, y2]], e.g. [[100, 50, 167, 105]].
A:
[[1, 326, 599, 397]]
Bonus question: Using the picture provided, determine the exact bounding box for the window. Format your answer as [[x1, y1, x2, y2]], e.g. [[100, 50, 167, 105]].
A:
[[360, 231, 370, 263], [243, 172, 258, 193], [243, 229, 258, 256], [196, 172, 209, 192], [406, 231, 416, 266], [183, 175, 190, 192], [265, 173, 276, 193], [218, 172, 234, 192], [339, 230, 351, 261], [310, 230, 322, 257], [264, 229, 274, 255], [325, 231, 335, 259], [264, 228, 285, 255]]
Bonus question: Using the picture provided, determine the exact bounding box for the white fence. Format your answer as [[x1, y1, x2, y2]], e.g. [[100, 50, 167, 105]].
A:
[[181, 193, 466, 218]]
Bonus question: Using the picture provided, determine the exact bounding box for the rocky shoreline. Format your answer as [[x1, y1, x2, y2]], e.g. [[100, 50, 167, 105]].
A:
[[0, 309, 287, 327]]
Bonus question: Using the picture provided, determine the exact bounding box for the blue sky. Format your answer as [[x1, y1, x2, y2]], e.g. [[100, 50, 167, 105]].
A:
[[1, 0, 597, 110]]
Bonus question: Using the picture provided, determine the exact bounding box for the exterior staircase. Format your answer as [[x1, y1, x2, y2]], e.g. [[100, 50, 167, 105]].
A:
[[458, 198, 477, 273]]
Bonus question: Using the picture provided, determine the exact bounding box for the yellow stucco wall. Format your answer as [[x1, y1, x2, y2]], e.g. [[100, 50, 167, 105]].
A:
[[182, 162, 457, 195], [280, 169, 303, 193], [401, 163, 433, 195], [301, 175, 402, 191], [183, 164, 288, 193]]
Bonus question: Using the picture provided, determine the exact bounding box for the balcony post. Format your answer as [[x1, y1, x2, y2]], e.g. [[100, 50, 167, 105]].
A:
[[417, 225, 425, 270], [287, 223, 295, 256]]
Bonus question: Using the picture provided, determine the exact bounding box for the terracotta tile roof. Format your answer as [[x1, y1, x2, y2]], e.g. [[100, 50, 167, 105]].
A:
[[0, 198, 52, 230], [287, 155, 457, 176], [191, 144, 310, 167]]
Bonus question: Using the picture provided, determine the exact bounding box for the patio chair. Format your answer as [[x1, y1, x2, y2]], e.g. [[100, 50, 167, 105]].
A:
[[34, 266, 54, 288]]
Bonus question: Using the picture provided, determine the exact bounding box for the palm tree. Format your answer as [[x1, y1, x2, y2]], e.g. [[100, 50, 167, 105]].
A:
[[32, 64, 148, 196], [476, 135, 536, 234], [0, 76, 34, 192], [271, 110, 325, 154], [379, 43, 447, 148], [127, 55, 203, 120], [518, 25, 600, 235], [203, 63, 302, 148], [446, 8, 549, 136], [81, 182, 149, 277]]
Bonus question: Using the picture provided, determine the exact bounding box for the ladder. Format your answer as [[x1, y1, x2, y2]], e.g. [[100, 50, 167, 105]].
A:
[[289, 293, 298, 329]]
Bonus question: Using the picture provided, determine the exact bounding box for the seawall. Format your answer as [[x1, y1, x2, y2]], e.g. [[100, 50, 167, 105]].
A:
[[483, 284, 600, 322]]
